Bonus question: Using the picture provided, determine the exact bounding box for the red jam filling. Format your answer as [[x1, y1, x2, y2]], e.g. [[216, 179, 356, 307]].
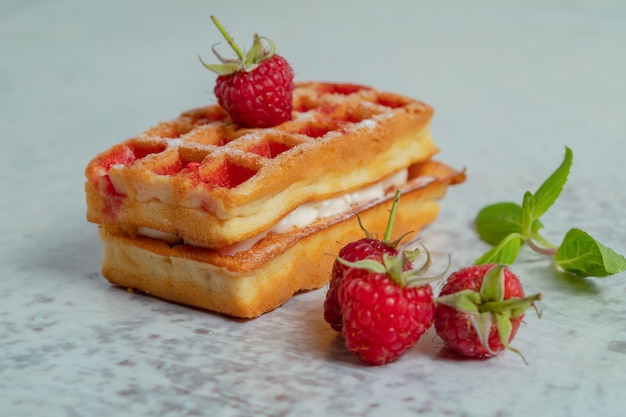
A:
[[247, 141, 292, 159], [100, 176, 125, 218], [200, 160, 257, 189], [93, 141, 167, 217], [152, 160, 184, 176], [98, 142, 166, 172]]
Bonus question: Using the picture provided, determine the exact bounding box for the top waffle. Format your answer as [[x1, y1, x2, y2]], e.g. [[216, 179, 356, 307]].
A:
[[85, 82, 439, 248]]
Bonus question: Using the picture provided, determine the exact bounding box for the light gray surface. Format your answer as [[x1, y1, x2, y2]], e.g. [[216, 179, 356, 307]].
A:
[[2, 1, 625, 416]]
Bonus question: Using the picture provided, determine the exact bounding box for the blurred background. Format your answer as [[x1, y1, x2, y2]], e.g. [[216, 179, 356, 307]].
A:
[[2, 0, 624, 262]]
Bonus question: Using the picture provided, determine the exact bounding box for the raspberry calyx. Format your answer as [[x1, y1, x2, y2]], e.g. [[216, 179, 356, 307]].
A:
[[336, 190, 448, 288], [199, 15, 276, 75], [336, 244, 445, 289], [199, 15, 294, 128], [435, 264, 542, 363]]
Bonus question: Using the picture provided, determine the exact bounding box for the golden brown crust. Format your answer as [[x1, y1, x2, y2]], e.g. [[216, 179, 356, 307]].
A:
[[85, 82, 439, 248], [98, 161, 465, 318], [85, 82, 466, 318]]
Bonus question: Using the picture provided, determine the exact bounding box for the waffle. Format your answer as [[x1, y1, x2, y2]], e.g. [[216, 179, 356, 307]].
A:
[[85, 82, 440, 249], [98, 160, 465, 318], [85, 81, 465, 318]]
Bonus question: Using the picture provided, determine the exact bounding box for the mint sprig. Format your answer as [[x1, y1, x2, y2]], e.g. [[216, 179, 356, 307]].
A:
[[554, 229, 626, 277], [474, 147, 626, 278]]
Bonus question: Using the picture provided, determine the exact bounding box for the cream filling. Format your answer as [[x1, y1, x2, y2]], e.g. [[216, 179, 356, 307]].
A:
[[138, 169, 417, 256]]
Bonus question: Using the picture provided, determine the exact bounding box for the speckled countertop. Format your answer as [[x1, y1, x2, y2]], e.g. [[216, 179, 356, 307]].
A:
[[2, 1, 626, 416]]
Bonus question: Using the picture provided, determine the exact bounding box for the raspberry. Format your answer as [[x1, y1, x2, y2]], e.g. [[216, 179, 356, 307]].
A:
[[200, 16, 294, 128], [214, 55, 294, 128], [338, 268, 436, 365], [434, 264, 542, 363], [324, 191, 446, 365], [324, 238, 398, 332]]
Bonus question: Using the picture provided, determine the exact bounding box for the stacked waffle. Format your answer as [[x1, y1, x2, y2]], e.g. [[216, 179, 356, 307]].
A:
[[85, 82, 464, 318]]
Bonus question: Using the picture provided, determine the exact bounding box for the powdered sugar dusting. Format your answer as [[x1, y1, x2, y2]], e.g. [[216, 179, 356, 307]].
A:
[[357, 118, 377, 130], [167, 138, 184, 148]]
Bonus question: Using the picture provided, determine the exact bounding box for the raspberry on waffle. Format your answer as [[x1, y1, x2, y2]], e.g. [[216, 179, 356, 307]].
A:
[[85, 82, 440, 249], [84, 82, 465, 318]]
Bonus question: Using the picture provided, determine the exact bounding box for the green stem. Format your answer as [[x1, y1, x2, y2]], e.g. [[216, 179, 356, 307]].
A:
[[531, 230, 557, 248], [527, 238, 558, 256], [383, 190, 401, 242], [210, 15, 245, 60]]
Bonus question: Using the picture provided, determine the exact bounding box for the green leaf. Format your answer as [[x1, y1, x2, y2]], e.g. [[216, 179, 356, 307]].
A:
[[475, 233, 523, 265], [555, 228, 626, 277], [475, 202, 524, 245], [475, 202, 544, 246], [532, 146, 573, 219]]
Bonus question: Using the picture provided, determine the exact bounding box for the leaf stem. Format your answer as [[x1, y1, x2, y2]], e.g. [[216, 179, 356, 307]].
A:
[[527, 238, 558, 256], [211, 15, 245, 60]]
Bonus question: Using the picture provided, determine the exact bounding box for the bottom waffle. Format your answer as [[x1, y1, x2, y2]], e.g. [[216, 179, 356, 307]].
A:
[[98, 161, 465, 318]]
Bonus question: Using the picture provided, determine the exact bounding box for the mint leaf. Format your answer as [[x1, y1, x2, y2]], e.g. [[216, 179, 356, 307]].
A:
[[554, 228, 626, 277], [475, 202, 544, 246], [475, 233, 523, 265], [532, 147, 573, 219], [473, 147, 624, 282], [475, 202, 524, 245], [475, 147, 571, 263]]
